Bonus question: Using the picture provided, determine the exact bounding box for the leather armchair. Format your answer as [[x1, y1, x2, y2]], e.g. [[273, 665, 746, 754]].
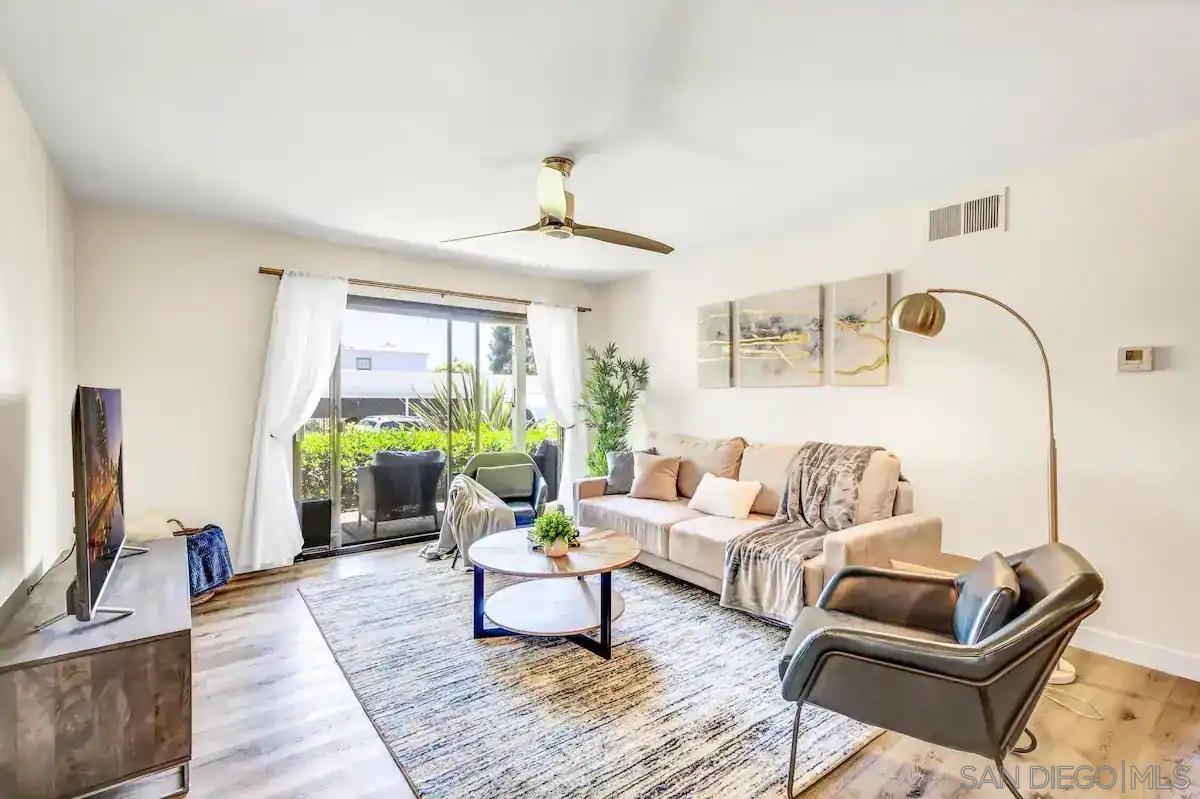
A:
[[778, 543, 1103, 799]]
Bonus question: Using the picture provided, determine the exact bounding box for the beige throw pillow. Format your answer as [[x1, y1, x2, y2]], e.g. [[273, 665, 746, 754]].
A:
[[628, 453, 681, 501]]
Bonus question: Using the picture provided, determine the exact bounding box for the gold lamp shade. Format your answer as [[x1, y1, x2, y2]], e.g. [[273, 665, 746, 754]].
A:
[[890, 291, 946, 338]]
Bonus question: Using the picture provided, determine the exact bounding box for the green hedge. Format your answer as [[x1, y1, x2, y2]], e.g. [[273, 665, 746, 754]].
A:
[[300, 422, 556, 509]]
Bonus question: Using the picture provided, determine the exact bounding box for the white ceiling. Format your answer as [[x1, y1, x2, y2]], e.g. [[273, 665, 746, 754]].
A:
[[2, 1, 1198, 281]]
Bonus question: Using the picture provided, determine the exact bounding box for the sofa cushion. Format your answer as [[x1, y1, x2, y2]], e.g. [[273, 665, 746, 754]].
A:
[[629, 453, 681, 501], [737, 443, 801, 516], [737, 444, 901, 520], [855, 450, 902, 523], [605, 448, 656, 495], [576, 496, 703, 558], [687, 473, 762, 519], [647, 432, 747, 498], [605, 451, 634, 495], [475, 464, 534, 499], [669, 513, 774, 578], [506, 500, 536, 526], [953, 552, 1020, 644]]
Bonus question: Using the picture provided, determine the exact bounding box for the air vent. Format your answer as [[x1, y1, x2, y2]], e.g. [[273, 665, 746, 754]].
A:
[[928, 204, 962, 241], [964, 193, 1003, 234], [928, 188, 1007, 241]]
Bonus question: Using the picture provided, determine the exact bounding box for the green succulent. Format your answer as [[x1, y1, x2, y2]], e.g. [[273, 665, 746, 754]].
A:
[[529, 506, 579, 547]]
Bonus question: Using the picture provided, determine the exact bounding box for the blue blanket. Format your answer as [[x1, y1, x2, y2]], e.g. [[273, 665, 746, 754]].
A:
[[185, 525, 233, 596]]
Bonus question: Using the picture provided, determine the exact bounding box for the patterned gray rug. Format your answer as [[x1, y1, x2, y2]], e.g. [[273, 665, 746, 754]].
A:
[[299, 550, 879, 798]]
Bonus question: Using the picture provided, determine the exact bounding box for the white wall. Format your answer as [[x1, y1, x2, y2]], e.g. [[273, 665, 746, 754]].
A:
[[597, 124, 1200, 678], [73, 205, 602, 557], [0, 66, 75, 604]]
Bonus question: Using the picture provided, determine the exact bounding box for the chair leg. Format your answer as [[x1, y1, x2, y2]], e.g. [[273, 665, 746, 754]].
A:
[[994, 757, 1025, 799], [787, 702, 803, 798], [1010, 727, 1037, 755]]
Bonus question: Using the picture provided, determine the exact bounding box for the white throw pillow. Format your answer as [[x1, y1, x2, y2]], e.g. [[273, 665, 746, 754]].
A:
[[686, 473, 762, 520]]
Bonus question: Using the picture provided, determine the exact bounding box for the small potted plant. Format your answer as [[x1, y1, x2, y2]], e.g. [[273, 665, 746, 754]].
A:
[[530, 506, 580, 557]]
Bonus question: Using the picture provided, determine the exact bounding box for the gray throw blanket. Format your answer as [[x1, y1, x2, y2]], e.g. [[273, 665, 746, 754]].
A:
[[720, 442, 880, 625], [420, 475, 516, 568]]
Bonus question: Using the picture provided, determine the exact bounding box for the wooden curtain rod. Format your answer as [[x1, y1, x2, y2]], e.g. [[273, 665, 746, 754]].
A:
[[257, 267, 591, 312]]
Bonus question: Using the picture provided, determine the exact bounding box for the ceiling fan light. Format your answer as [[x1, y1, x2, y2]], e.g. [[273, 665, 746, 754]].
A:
[[444, 158, 672, 253], [540, 223, 573, 240]]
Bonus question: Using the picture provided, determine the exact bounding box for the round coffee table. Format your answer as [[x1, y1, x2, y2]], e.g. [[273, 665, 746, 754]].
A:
[[467, 527, 640, 659]]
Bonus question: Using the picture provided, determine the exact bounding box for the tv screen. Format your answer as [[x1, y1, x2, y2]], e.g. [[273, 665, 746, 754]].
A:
[[71, 386, 126, 620]]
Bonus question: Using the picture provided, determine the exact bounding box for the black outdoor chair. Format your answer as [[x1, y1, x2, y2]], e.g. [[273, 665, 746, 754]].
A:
[[533, 439, 560, 503], [356, 449, 446, 536]]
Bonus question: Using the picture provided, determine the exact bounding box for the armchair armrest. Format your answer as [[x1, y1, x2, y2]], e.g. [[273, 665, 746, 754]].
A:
[[782, 587, 1100, 703], [572, 476, 610, 506], [531, 472, 548, 516], [782, 623, 988, 701], [817, 566, 957, 635], [821, 513, 942, 582]]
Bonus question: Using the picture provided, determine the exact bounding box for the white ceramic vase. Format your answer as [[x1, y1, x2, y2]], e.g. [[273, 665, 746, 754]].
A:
[[544, 539, 569, 557]]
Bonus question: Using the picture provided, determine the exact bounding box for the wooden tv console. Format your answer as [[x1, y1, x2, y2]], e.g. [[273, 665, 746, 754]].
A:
[[0, 537, 191, 798]]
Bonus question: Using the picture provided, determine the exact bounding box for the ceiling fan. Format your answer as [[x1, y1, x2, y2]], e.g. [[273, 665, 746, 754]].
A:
[[441, 157, 674, 254]]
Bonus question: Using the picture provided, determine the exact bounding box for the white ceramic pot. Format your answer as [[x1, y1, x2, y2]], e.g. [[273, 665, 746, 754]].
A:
[[544, 539, 569, 557]]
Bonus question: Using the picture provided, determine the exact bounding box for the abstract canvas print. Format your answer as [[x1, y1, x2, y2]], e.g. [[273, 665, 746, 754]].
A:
[[831, 273, 890, 385], [735, 286, 823, 386], [697, 301, 733, 387]]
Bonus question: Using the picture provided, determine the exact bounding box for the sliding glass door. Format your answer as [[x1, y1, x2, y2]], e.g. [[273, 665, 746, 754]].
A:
[[336, 307, 451, 546], [296, 296, 558, 554]]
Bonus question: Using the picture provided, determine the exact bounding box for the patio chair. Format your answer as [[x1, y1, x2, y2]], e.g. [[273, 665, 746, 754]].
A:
[[356, 448, 446, 536], [532, 439, 560, 502], [459, 451, 547, 526]]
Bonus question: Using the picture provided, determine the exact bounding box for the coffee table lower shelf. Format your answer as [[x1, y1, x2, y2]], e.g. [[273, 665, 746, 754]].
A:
[[472, 568, 624, 659]]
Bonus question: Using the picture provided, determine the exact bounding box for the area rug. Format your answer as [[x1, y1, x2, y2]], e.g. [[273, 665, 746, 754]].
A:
[[299, 549, 879, 798]]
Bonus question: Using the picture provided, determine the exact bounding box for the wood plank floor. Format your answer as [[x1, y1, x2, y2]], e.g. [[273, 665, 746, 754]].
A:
[[111, 546, 1200, 798]]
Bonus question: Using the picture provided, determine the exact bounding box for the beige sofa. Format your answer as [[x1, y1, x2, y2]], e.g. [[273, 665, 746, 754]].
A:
[[573, 432, 941, 611]]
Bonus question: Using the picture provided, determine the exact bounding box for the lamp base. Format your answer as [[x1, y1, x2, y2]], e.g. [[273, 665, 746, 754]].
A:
[[1049, 656, 1076, 685]]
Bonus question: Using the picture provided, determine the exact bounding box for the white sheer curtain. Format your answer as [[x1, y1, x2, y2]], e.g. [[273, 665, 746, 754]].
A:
[[527, 303, 586, 512], [236, 272, 347, 572]]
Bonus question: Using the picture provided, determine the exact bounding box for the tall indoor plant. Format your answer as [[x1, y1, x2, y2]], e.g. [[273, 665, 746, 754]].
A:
[[576, 343, 650, 476]]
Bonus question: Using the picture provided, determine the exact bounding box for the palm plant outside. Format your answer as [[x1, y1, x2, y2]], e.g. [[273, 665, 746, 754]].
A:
[[577, 343, 650, 476], [411, 362, 515, 431], [299, 361, 555, 510]]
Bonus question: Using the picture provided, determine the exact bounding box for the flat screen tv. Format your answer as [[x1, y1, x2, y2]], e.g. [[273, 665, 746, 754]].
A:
[[67, 386, 126, 621]]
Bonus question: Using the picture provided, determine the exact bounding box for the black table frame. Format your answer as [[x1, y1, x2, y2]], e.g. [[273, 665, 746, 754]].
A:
[[472, 566, 614, 659]]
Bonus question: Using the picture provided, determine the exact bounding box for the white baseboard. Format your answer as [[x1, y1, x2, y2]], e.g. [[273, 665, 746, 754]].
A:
[[1071, 625, 1200, 683]]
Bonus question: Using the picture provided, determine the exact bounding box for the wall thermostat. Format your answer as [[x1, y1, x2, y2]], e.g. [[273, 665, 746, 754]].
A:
[[1117, 346, 1154, 372]]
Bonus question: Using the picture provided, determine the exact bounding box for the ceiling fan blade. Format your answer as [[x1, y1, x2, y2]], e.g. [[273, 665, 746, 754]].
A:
[[536, 166, 568, 222], [441, 222, 539, 244], [573, 224, 674, 254]]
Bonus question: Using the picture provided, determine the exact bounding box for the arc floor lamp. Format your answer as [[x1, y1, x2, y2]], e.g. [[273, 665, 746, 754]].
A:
[[890, 288, 1076, 685]]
